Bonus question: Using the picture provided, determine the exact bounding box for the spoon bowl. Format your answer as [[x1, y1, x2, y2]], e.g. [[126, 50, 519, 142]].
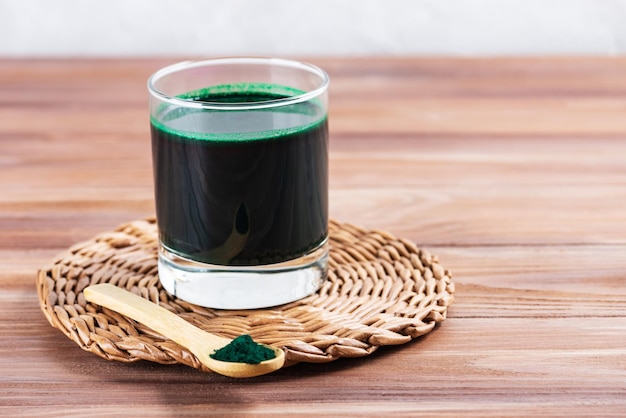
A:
[[83, 283, 285, 378]]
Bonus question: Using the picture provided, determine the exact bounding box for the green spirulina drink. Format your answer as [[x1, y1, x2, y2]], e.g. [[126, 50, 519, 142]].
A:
[[148, 58, 329, 309], [151, 83, 328, 266]]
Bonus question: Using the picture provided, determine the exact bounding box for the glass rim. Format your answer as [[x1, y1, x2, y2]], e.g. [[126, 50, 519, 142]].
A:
[[147, 57, 329, 111]]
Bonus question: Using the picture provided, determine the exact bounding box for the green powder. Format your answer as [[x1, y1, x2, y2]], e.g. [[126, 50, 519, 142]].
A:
[[210, 334, 276, 364]]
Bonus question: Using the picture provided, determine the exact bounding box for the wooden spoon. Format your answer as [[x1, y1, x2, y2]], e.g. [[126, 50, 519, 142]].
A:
[[83, 283, 285, 378]]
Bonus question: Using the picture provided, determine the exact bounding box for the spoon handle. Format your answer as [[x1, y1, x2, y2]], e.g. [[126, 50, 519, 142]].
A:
[[83, 283, 229, 354]]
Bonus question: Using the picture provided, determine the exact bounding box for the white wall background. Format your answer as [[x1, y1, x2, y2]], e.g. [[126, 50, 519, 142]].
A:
[[2, 0, 626, 57]]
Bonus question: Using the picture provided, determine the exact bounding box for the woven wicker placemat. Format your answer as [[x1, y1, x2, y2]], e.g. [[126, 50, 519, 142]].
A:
[[36, 218, 454, 372]]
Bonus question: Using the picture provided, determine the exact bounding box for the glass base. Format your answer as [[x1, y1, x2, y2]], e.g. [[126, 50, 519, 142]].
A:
[[157, 243, 328, 309]]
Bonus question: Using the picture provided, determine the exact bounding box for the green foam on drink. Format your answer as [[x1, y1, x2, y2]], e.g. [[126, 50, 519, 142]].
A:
[[150, 82, 326, 143]]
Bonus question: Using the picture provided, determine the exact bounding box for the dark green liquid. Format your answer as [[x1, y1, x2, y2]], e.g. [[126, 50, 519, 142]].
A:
[[151, 84, 328, 266]]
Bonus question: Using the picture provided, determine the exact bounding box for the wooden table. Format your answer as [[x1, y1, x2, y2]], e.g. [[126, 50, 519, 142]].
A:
[[1, 58, 625, 416]]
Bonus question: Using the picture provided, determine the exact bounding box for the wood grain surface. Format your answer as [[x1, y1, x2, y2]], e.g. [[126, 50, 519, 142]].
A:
[[1, 57, 626, 417]]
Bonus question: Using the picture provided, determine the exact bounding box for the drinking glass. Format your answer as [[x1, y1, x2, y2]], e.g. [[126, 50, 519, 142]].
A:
[[148, 58, 329, 309]]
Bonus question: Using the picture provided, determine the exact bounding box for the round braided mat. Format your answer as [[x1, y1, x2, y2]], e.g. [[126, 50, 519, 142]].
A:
[[36, 218, 454, 372]]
